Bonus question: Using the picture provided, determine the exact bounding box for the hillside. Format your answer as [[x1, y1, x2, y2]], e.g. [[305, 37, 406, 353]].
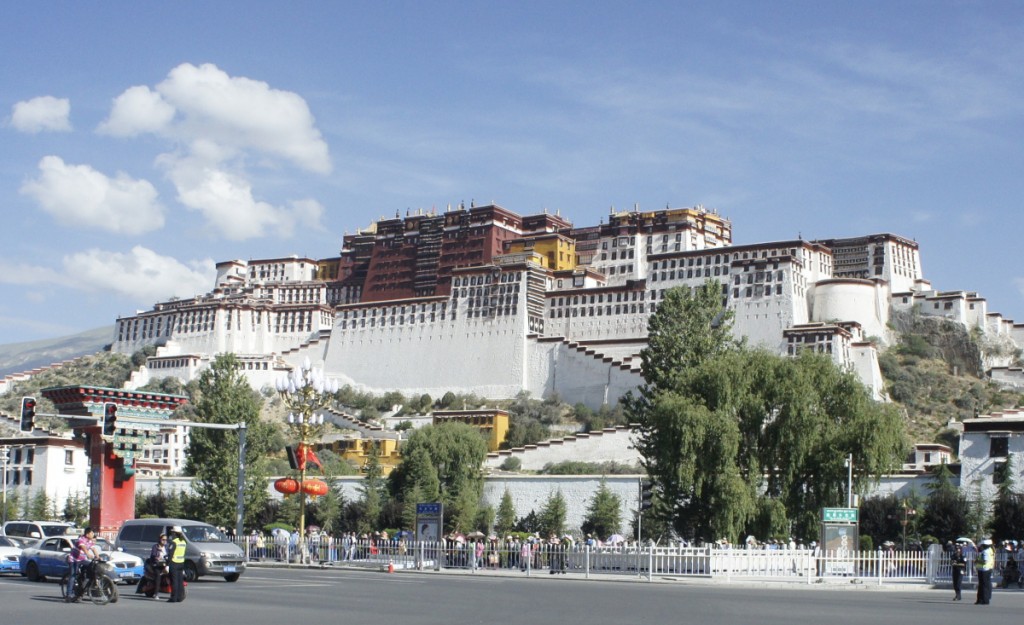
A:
[[880, 312, 1024, 447], [0, 351, 135, 435], [0, 326, 112, 377]]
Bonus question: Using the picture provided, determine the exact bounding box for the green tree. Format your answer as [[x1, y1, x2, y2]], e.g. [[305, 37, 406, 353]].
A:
[[640, 281, 737, 389], [580, 479, 622, 539], [859, 494, 903, 546], [627, 282, 906, 543], [2, 491, 20, 524], [62, 491, 89, 526], [495, 489, 516, 537], [918, 464, 971, 543], [388, 422, 488, 532], [749, 496, 789, 541], [358, 442, 385, 533], [539, 489, 567, 536], [28, 490, 52, 520], [184, 354, 278, 530], [990, 456, 1024, 541]]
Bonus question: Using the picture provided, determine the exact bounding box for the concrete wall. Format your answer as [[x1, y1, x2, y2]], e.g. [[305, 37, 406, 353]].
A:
[[137, 474, 643, 537], [485, 426, 641, 471]]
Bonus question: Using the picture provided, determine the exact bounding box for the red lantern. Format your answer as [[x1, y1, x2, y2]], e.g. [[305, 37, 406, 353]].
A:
[[274, 477, 300, 495], [301, 479, 328, 497]]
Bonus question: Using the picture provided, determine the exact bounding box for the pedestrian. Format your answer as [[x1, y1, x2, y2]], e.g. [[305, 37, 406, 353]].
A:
[[950, 543, 966, 601], [167, 526, 187, 603], [254, 532, 265, 560], [976, 537, 995, 605], [65, 527, 100, 602]]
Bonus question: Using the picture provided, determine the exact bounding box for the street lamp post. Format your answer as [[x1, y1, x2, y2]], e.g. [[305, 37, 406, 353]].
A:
[[276, 358, 338, 565], [901, 502, 916, 551], [844, 454, 853, 508], [1, 445, 9, 526]]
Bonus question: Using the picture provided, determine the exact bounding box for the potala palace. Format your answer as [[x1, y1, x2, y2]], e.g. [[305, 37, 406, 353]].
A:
[[6, 202, 1024, 524], [110, 203, 1024, 404]]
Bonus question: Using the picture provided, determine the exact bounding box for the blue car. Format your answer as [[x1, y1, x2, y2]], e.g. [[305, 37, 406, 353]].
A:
[[0, 537, 22, 574], [19, 535, 144, 584]]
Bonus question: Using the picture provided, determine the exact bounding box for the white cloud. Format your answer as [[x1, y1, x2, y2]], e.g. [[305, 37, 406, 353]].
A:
[[0, 248, 215, 304], [97, 85, 175, 137], [97, 62, 331, 240], [63, 246, 215, 302], [20, 156, 165, 235], [9, 96, 72, 133], [160, 153, 324, 240], [100, 62, 331, 174]]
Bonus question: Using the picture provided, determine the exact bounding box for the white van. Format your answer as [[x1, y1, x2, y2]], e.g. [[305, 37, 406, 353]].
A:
[[115, 518, 245, 582], [1, 521, 75, 547]]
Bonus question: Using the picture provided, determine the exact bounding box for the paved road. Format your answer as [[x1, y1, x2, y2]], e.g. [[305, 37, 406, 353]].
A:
[[2, 567, 1021, 625]]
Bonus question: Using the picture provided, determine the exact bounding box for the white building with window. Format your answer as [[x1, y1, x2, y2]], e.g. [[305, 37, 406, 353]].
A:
[[958, 409, 1024, 504], [1, 435, 89, 515]]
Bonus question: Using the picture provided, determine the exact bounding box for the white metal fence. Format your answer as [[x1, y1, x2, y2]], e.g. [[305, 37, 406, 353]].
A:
[[231, 535, 1003, 586]]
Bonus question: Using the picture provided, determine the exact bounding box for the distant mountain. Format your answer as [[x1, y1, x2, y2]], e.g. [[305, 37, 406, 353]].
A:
[[0, 326, 112, 377]]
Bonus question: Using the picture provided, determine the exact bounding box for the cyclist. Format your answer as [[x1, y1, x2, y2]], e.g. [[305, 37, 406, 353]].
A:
[[65, 527, 100, 602]]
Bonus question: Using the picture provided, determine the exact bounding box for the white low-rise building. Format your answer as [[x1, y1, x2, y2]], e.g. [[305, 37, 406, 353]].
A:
[[1, 434, 89, 515]]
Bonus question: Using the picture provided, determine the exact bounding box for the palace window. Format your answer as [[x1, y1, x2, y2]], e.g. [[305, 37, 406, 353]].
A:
[[990, 436, 1009, 458]]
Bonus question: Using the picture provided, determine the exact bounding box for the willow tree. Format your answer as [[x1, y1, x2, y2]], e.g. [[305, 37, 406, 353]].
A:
[[388, 421, 488, 532], [627, 281, 907, 542]]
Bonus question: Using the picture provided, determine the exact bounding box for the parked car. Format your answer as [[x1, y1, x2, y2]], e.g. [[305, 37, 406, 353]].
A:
[[0, 536, 23, 574], [19, 535, 144, 584], [1, 520, 75, 547], [116, 518, 246, 581]]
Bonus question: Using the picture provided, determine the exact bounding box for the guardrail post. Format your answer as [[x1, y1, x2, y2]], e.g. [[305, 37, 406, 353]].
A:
[[647, 540, 654, 581], [585, 544, 590, 579]]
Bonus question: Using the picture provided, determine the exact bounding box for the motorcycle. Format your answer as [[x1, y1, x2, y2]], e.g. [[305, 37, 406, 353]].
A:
[[136, 559, 173, 598], [61, 555, 119, 605], [1000, 558, 1024, 589]]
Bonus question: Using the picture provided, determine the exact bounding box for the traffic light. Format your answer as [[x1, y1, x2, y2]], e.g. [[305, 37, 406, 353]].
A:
[[640, 479, 654, 511], [19, 396, 36, 433], [102, 402, 118, 436]]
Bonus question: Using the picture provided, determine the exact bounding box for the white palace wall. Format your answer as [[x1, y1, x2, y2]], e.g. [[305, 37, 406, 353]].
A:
[[322, 313, 529, 400], [524, 339, 643, 409]]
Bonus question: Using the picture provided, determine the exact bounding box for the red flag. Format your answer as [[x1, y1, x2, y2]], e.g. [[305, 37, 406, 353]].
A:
[[297, 443, 322, 471]]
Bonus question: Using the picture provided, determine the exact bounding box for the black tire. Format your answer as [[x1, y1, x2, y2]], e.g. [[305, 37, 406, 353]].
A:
[[88, 576, 115, 606], [25, 561, 41, 582], [60, 574, 70, 598], [224, 573, 240, 582], [143, 583, 155, 598], [183, 561, 198, 583]]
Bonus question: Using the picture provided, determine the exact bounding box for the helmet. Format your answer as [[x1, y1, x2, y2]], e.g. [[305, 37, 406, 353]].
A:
[[169, 525, 183, 534], [980, 538, 993, 546]]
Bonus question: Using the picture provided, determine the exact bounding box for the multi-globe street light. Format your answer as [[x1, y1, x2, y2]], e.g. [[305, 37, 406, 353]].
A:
[[275, 358, 338, 564]]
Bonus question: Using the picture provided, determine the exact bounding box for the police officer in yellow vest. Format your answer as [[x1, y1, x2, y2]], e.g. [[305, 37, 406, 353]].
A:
[[976, 538, 995, 605], [167, 526, 187, 603]]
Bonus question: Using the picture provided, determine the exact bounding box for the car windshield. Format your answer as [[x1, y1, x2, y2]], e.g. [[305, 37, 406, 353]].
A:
[[0, 536, 15, 547], [95, 538, 114, 551], [42, 525, 70, 537], [182, 525, 227, 543]]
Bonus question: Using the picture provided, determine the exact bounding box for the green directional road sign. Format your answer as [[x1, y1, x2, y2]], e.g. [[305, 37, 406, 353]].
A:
[[822, 507, 858, 523]]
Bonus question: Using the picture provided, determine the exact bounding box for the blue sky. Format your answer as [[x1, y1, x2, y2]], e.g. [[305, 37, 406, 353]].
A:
[[2, 1, 1023, 346]]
